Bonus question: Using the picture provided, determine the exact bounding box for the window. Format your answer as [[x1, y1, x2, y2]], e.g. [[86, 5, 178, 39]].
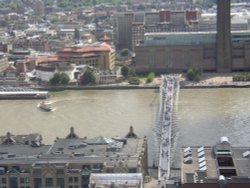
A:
[[74, 177, 78, 183], [129, 168, 137, 173], [9, 177, 18, 188], [45, 178, 53, 187], [34, 178, 42, 188], [69, 177, 73, 183], [20, 178, 24, 183], [56, 178, 64, 188], [2, 178, 6, 184], [93, 164, 99, 169]]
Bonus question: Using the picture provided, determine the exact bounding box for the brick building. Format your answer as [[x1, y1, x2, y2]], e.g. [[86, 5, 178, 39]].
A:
[[57, 43, 115, 70]]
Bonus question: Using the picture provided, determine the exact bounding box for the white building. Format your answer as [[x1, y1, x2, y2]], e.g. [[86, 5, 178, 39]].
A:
[[34, 63, 76, 82]]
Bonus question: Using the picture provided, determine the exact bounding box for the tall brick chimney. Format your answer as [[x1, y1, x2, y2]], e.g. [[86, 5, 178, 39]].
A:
[[216, 0, 232, 72]]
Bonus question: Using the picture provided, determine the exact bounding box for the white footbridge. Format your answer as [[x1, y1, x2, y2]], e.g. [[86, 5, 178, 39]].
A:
[[153, 74, 181, 181]]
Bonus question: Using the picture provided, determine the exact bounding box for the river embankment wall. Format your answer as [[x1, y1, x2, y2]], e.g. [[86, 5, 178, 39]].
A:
[[34, 82, 250, 91]]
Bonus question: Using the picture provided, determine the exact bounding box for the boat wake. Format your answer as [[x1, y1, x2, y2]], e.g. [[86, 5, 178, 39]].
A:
[[37, 100, 56, 112]]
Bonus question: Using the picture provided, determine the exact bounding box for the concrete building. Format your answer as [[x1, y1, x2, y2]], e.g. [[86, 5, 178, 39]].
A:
[[0, 127, 147, 188], [113, 13, 134, 50], [12, 37, 50, 52], [181, 137, 250, 188], [0, 53, 8, 73], [114, 10, 199, 51], [35, 63, 75, 82]]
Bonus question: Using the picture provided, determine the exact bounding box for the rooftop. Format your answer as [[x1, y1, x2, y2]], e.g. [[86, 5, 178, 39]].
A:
[[58, 44, 112, 53], [181, 140, 250, 184], [0, 127, 145, 168]]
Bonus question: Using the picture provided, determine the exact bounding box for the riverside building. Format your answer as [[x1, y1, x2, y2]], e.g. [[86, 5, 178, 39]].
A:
[[0, 127, 147, 188], [135, 0, 250, 73], [135, 30, 250, 73], [56, 43, 116, 70], [0, 53, 8, 73]]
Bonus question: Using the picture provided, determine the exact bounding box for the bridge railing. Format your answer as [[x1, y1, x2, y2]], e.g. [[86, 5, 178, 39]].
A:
[[156, 74, 181, 181]]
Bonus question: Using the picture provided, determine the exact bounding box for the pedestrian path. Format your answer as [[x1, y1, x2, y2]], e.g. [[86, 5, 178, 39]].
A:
[[155, 75, 181, 181]]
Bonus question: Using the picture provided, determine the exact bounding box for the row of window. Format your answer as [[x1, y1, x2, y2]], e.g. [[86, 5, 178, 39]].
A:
[[86, 59, 98, 64], [1, 177, 29, 184], [0, 177, 81, 187]]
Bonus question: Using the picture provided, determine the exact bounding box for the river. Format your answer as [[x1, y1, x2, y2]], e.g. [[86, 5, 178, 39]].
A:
[[0, 89, 159, 144], [1, 88, 250, 167]]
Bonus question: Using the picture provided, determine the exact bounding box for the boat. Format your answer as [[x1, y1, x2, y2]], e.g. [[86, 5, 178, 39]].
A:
[[0, 86, 49, 99], [37, 100, 55, 112]]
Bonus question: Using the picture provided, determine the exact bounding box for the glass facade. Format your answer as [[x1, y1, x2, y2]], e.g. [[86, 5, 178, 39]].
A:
[[144, 31, 250, 46], [144, 32, 216, 45]]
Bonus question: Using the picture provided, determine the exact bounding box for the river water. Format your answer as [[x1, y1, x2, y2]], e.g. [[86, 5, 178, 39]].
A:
[[1, 88, 250, 167], [0, 89, 159, 144]]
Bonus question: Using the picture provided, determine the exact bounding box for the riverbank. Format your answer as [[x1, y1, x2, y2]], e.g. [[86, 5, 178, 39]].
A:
[[180, 73, 250, 88], [31, 73, 250, 91], [180, 81, 250, 88], [35, 84, 159, 91]]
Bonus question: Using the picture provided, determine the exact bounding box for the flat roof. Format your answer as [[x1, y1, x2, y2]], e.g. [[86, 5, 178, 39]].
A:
[[0, 91, 48, 95], [144, 30, 250, 36], [181, 146, 250, 184], [0, 137, 144, 167]]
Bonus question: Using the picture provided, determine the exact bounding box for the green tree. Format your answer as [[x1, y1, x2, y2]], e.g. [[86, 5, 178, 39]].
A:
[[80, 69, 96, 85], [146, 72, 155, 83], [61, 73, 70, 85], [121, 65, 130, 78], [120, 48, 130, 57], [187, 67, 195, 81], [50, 73, 61, 85], [128, 77, 140, 85], [186, 67, 201, 82], [49, 72, 70, 85]]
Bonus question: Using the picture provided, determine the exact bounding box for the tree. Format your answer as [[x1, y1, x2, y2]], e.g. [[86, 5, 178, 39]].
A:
[[50, 73, 61, 85], [146, 72, 155, 83], [80, 69, 96, 85], [128, 77, 140, 85], [50, 72, 70, 85], [120, 48, 130, 57], [187, 67, 195, 81], [186, 67, 201, 82], [61, 73, 70, 85], [121, 65, 130, 78]]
